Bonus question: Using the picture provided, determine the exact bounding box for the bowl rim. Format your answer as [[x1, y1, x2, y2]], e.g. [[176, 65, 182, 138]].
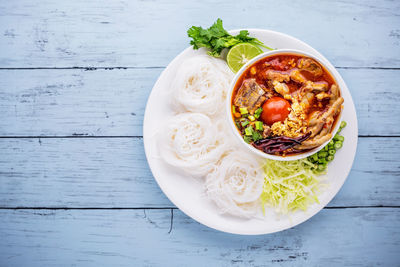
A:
[[226, 48, 343, 161]]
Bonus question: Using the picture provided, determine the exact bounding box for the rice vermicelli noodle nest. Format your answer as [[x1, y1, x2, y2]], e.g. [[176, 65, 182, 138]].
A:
[[159, 112, 227, 177], [171, 55, 233, 117], [205, 151, 264, 218]]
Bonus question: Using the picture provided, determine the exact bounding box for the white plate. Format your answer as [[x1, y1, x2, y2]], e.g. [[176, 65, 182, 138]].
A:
[[143, 29, 358, 235]]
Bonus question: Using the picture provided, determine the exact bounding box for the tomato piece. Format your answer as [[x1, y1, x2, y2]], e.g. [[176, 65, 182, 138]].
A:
[[261, 97, 291, 125]]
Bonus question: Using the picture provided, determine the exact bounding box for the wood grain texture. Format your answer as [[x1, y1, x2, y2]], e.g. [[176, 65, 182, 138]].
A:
[[0, 0, 399, 68], [0, 137, 398, 208], [0, 0, 399, 264], [0, 68, 160, 137], [0, 208, 399, 266], [0, 137, 172, 208], [0, 68, 399, 137]]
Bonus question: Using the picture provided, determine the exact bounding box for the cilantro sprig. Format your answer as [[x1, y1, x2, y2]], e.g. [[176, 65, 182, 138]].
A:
[[187, 19, 272, 57]]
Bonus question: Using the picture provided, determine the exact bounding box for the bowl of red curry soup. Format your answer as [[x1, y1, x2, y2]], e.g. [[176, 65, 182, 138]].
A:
[[227, 49, 344, 161]]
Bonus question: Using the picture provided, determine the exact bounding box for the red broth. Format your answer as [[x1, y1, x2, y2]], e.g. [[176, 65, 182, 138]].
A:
[[231, 53, 342, 156]]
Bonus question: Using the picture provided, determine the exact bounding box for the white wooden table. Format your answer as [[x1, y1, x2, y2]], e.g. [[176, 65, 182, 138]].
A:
[[0, 1, 399, 266]]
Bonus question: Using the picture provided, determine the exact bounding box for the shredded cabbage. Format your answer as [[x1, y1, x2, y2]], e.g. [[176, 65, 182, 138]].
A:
[[260, 159, 327, 215]]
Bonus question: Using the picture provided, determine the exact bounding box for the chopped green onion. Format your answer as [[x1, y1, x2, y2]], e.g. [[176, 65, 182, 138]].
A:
[[232, 106, 236, 114], [337, 121, 347, 133], [254, 107, 263, 119], [248, 115, 255, 121], [312, 154, 318, 162], [304, 121, 347, 175], [245, 125, 253, 136], [334, 142, 343, 149], [255, 121, 264, 131], [241, 120, 249, 127], [239, 107, 248, 115], [318, 164, 327, 171]]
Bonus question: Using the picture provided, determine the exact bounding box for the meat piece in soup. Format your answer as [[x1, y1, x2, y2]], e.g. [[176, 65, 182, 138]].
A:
[[233, 78, 266, 114], [298, 58, 323, 77]]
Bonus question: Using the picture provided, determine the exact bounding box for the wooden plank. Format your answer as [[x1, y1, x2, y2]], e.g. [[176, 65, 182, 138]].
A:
[[0, 208, 398, 266], [0, 0, 399, 68], [0, 137, 398, 208], [0, 68, 161, 137], [0, 137, 172, 208], [0, 68, 399, 137]]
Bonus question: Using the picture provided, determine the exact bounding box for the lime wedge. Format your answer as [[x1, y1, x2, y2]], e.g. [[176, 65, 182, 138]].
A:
[[226, 43, 263, 73]]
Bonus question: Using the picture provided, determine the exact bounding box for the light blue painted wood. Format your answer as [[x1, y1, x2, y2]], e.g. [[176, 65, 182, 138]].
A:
[[0, 208, 399, 266], [0, 0, 399, 265], [0, 68, 399, 136], [0, 0, 399, 68], [0, 137, 398, 208]]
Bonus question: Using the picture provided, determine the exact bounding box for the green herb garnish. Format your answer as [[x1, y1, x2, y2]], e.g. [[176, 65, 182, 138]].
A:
[[187, 19, 272, 57], [252, 130, 263, 142], [243, 136, 252, 144], [235, 121, 241, 129]]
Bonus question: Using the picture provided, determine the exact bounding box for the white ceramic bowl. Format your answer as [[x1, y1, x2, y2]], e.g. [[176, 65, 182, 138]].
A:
[[226, 49, 343, 161]]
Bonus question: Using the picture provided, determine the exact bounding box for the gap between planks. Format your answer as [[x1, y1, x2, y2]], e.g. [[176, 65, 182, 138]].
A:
[[0, 66, 399, 70], [0, 135, 399, 138], [0, 207, 397, 236], [0, 206, 399, 210]]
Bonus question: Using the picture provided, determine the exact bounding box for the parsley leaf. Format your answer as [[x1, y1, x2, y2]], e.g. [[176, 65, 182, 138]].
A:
[[187, 19, 272, 57]]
